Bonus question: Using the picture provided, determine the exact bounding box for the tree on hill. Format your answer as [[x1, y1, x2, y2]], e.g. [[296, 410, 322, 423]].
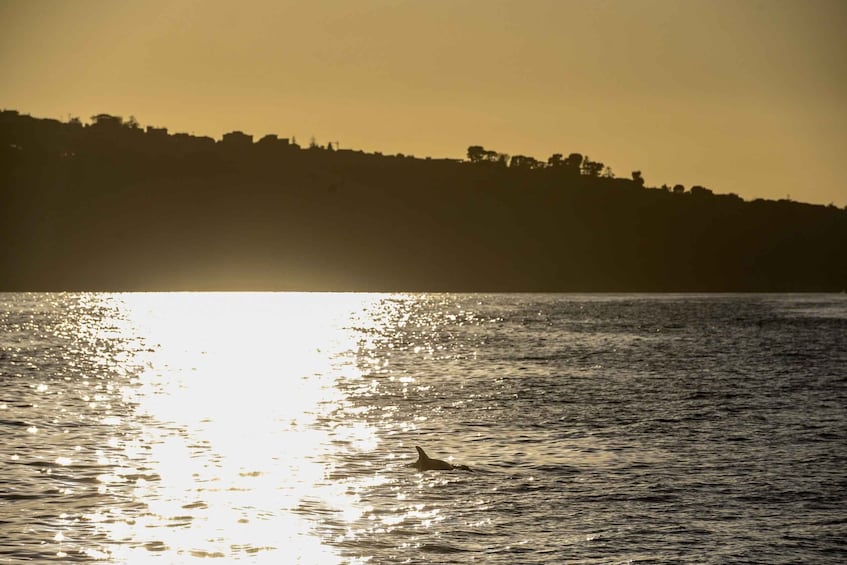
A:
[[510, 154, 542, 169], [581, 156, 604, 177]]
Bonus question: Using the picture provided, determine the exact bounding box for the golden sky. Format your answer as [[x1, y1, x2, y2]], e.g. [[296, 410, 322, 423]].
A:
[[2, 0, 845, 206]]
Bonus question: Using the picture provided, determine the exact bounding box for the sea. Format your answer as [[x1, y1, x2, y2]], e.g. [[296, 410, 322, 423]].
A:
[[0, 293, 845, 564]]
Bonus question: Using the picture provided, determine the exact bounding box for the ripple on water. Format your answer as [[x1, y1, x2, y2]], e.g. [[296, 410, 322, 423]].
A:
[[1, 293, 846, 563]]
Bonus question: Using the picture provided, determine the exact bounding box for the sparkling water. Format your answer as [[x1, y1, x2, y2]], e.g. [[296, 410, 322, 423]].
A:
[[1, 293, 845, 563]]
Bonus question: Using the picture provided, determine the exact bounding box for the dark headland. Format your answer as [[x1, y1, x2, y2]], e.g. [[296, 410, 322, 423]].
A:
[[1, 110, 845, 292]]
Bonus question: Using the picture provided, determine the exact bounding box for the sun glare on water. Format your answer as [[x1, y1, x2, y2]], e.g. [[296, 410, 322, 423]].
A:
[[85, 292, 385, 563]]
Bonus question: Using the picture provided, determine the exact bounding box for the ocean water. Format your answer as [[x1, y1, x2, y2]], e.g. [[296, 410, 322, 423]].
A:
[[1, 293, 845, 563]]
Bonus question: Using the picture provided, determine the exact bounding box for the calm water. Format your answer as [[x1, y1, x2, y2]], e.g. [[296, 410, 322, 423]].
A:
[[1, 293, 845, 563]]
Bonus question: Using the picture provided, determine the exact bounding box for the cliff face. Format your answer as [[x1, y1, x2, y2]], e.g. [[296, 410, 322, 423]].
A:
[[2, 111, 845, 291]]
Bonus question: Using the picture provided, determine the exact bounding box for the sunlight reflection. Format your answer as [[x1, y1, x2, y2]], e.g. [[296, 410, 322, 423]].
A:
[[84, 292, 386, 563]]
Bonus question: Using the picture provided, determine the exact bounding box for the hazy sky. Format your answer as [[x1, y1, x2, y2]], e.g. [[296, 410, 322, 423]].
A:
[[2, 0, 845, 205]]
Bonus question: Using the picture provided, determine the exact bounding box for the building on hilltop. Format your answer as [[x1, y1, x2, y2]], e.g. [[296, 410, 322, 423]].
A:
[[256, 133, 290, 147], [220, 130, 253, 148]]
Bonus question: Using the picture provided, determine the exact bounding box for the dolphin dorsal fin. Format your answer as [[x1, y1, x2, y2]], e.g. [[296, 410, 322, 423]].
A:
[[415, 446, 428, 460]]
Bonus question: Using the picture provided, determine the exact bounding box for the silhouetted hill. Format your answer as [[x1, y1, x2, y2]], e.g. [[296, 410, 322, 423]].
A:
[[1, 109, 845, 291]]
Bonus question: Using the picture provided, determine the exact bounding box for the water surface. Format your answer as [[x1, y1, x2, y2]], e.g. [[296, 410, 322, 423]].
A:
[[1, 293, 845, 563]]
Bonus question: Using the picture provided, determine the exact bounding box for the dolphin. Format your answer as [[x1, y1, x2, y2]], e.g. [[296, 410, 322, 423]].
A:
[[408, 446, 472, 471]]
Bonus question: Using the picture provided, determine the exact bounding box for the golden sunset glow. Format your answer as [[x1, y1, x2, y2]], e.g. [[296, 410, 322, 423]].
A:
[[1, 0, 845, 206], [79, 293, 386, 562]]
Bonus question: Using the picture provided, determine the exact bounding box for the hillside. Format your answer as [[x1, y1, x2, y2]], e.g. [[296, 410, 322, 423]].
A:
[[1, 110, 845, 291]]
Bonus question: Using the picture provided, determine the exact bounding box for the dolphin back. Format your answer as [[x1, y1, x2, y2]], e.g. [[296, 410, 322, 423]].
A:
[[411, 446, 457, 471]]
